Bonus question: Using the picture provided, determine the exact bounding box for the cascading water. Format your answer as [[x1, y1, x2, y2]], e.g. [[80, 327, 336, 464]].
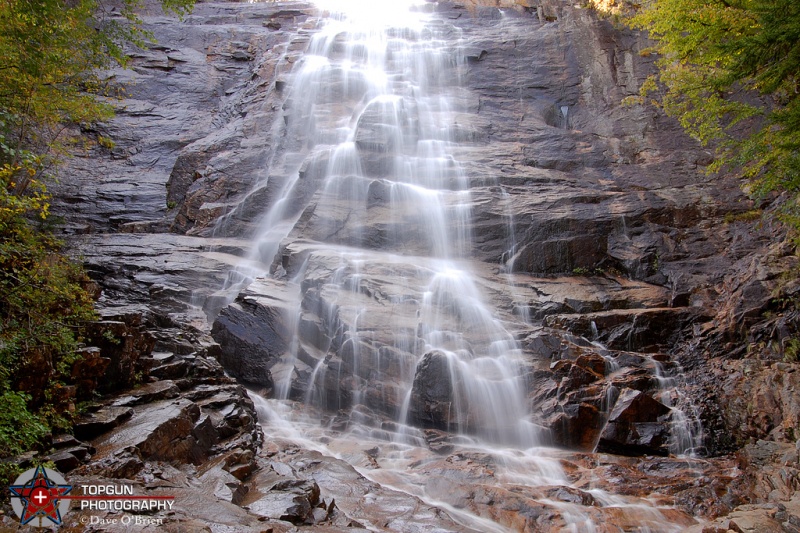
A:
[[651, 357, 705, 456], [215, 0, 542, 447], [212, 1, 701, 530]]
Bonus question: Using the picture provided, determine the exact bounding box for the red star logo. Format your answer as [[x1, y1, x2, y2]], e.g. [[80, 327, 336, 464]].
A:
[[9, 465, 71, 526]]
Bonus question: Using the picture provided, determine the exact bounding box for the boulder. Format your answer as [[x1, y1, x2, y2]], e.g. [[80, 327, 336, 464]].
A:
[[211, 278, 301, 388], [247, 479, 322, 524], [408, 351, 458, 431], [112, 400, 194, 452], [596, 389, 672, 456], [73, 406, 134, 441]]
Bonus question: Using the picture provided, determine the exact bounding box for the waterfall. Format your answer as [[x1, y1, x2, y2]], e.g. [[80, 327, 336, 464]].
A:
[[212, 0, 544, 448], [209, 2, 698, 530]]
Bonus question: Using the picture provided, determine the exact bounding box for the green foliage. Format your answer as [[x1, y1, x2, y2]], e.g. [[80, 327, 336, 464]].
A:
[[97, 135, 115, 150], [785, 338, 800, 363], [0, 461, 21, 490], [0, 0, 194, 179], [724, 209, 763, 224], [0, 392, 48, 457], [628, 0, 800, 234], [0, 0, 195, 458], [0, 149, 98, 453]]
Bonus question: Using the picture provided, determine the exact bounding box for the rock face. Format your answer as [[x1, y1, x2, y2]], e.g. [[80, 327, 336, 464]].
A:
[[596, 389, 672, 456], [41, 0, 800, 532], [408, 350, 459, 429], [196, 1, 753, 456], [1, 304, 273, 532], [52, 1, 316, 237]]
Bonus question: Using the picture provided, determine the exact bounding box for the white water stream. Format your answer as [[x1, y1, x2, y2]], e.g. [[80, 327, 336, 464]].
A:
[[226, 0, 541, 446], [215, 1, 701, 530]]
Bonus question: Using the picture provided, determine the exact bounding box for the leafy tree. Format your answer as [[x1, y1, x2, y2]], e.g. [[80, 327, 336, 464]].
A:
[[0, 0, 194, 182], [626, 0, 800, 232], [0, 0, 193, 462]]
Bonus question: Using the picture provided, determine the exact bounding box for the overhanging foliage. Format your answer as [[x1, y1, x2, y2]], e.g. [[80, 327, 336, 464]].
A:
[[627, 0, 800, 233]]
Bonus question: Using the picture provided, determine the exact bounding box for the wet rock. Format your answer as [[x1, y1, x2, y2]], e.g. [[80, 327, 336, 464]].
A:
[[111, 380, 180, 406], [52, 434, 87, 450], [260, 445, 484, 532], [513, 274, 670, 322], [524, 331, 564, 359], [548, 402, 606, 451], [91, 399, 203, 463], [247, 479, 321, 524], [423, 429, 457, 455], [88, 448, 146, 479], [211, 278, 301, 389], [224, 448, 257, 481], [14, 314, 155, 408], [610, 367, 656, 392], [597, 389, 672, 456], [355, 98, 412, 154], [70, 347, 111, 399], [73, 406, 134, 441], [44, 451, 83, 473], [547, 307, 699, 352], [82, 316, 156, 393], [692, 505, 789, 533], [149, 358, 190, 380], [52, 0, 315, 238], [545, 486, 597, 506], [40, 0, 800, 531], [200, 460, 250, 505], [562, 362, 602, 389], [408, 350, 458, 431], [73, 337, 263, 530], [575, 352, 608, 375]]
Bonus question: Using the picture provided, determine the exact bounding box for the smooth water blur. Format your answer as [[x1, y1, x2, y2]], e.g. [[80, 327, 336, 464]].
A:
[[253, 394, 687, 533], [225, 2, 701, 531], [224, 0, 541, 447]]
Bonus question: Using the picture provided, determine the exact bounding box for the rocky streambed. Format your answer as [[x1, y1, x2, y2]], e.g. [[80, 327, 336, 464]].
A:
[[9, 0, 800, 531]]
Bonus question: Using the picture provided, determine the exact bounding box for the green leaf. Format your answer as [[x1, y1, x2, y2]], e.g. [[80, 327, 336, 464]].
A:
[[627, 0, 800, 238]]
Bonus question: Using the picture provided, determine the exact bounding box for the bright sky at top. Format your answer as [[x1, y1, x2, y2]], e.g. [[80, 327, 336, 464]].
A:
[[310, 0, 431, 29]]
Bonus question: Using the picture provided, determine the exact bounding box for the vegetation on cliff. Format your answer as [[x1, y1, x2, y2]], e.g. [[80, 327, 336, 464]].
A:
[[622, 0, 800, 235], [0, 0, 192, 471]]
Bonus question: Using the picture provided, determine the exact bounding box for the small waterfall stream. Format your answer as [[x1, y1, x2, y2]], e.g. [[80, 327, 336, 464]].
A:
[[651, 357, 705, 456], [213, 1, 704, 530]]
